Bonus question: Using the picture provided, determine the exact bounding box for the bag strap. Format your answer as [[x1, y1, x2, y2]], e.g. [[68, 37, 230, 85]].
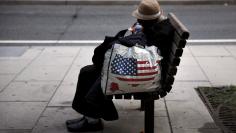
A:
[[114, 29, 128, 39]]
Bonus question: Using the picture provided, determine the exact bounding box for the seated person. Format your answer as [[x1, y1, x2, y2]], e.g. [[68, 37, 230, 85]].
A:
[[66, 0, 174, 132]]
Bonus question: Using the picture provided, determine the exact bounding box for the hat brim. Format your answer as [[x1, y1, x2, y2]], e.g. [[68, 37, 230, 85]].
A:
[[132, 9, 162, 20]]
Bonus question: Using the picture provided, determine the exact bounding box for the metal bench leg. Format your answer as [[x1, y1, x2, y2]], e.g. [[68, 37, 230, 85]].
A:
[[140, 100, 145, 111], [145, 99, 154, 133]]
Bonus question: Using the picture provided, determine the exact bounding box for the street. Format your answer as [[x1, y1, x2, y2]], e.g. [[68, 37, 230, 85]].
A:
[[1, 4, 236, 133], [0, 5, 236, 41]]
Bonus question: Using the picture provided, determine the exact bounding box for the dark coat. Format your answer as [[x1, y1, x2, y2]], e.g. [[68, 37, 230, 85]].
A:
[[72, 19, 174, 121]]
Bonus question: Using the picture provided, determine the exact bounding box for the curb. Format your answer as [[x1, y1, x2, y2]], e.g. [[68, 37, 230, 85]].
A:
[[0, 0, 235, 5], [1, 42, 236, 47]]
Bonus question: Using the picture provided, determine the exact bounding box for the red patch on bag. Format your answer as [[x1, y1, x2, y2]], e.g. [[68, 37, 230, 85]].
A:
[[110, 82, 119, 92]]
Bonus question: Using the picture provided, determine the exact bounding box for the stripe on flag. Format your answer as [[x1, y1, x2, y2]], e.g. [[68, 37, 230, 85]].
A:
[[110, 54, 159, 84]]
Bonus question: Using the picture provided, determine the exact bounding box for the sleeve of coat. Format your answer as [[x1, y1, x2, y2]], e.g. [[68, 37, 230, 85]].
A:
[[92, 36, 114, 71], [92, 29, 128, 71]]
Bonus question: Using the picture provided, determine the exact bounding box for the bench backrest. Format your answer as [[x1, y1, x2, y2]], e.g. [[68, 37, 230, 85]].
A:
[[107, 13, 190, 100], [159, 13, 190, 97]]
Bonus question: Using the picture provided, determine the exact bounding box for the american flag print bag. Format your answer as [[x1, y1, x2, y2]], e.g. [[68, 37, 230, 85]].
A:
[[101, 43, 162, 95]]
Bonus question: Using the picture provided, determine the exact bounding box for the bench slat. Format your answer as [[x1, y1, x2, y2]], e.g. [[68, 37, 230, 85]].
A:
[[164, 74, 175, 86], [133, 93, 147, 99], [128, 92, 159, 100], [162, 85, 172, 93], [124, 94, 132, 99], [168, 13, 190, 39], [167, 65, 177, 76], [173, 32, 187, 48], [115, 94, 123, 99], [159, 89, 167, 97], [171, 41, 183, 57], [168, 53, 181, 66], [106, 95, 113, 99], [107, 91, 160, 100]]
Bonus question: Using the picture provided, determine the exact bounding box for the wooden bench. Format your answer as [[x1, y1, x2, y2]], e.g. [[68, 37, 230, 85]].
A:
[[106, 12, 190, 133]]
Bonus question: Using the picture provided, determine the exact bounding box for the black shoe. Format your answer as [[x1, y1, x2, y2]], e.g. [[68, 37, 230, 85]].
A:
[[66, 118, 103, 132], [66, 117, 85, 126]]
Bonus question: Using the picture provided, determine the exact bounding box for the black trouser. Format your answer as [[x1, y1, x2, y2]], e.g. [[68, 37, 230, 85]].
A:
[[72, 65, 118, 121]]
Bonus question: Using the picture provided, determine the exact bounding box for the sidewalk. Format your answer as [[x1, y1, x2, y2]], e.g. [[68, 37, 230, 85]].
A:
[[0, 44, 236, 133], [0, 0, 235, 5]]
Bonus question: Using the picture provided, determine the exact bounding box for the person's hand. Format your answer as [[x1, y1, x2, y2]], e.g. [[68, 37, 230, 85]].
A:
[[128, 22, 142, 34]]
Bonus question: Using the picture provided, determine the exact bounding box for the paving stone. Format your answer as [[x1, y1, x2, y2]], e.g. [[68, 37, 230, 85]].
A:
[[33, 106, 160, 133], [113, 101, 144, 118], [15, 65, 69, 81], [0, 46, 28, 57], [32, 107, 100, 133], [176, 48, 207, 83], [225, 45, 236, 57], [18, 47, 43, 60], [179, 56, 199, 67], [73, 46, 94, 66], [62, 46, 94, 85], [39, 47, 80, 58], [154, 116, 171, 133], [196, 56, 236, 85], [113, 99, 167, 116], [182, 46, 193, 57], [172, 127, 222, 133], [103, 110, 144, 133], [0, 59, 31, 74], [48, 84, 76, 106], [166, 100, 218, 129], [0, 74, 15, 92], [61, 46, 94, 85], [0, 102, 47, 129], [165, 81, 211, 102], [0, 81, 59, 101], [28, 47, 79, 66], [155, 100, 167, 117], [189, 45, 231, 57], [30, 56, 74, 66], [104, 109, 169, 133], [175, 66, 208, 81], [62, 65, 80, 85]]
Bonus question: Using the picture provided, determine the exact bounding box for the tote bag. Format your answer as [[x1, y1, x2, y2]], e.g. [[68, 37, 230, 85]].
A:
[[101, 43, 162, 95]]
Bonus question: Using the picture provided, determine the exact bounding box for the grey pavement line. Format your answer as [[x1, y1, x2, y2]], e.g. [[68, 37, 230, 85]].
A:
[[175, 80, 210, 82], [224, 46, 236, 60], [0, 101, 49, 102], [188, 43, 236, 45], [163, 98, 173, 133], [0, 0, 234, 5], [0, 48, 43, 93], [163, 99, 196, 102], [184, 55, 232, 57], [187, 46, 214, 87], [31, 47, 82, 132]]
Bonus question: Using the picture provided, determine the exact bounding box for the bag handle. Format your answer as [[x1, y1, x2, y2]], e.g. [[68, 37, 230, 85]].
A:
[[114, 29, 128, 39]]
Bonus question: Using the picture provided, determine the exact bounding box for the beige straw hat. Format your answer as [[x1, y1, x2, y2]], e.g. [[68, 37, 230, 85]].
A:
[[132, 0, 162, 20]]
